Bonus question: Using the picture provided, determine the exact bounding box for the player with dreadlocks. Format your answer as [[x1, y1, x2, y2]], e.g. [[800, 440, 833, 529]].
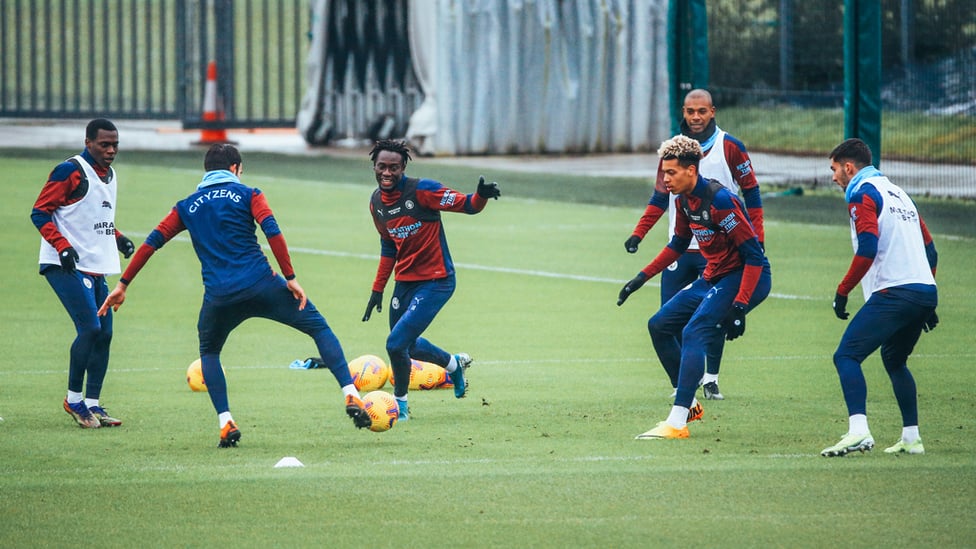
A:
[[362, 139, 501, 421]]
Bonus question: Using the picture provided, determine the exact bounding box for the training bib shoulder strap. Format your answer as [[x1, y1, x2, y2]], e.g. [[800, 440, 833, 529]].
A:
[[679, 179, 724, 231]]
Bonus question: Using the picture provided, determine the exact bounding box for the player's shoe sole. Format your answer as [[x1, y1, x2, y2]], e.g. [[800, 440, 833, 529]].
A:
[[451, 353, 471, 398], [821, 432, 874, 457], [687, 402, 704, 423], [345, 395, 372, 430], [635, 421, 690, 440], [218, 420, 241, 448], [884, 439, 924, 455], [63, 398, 100, 429], [88, 405, 122, 427]]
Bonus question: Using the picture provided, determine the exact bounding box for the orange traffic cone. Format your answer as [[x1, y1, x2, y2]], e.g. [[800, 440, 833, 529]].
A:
[[194, 61, 234, 145]]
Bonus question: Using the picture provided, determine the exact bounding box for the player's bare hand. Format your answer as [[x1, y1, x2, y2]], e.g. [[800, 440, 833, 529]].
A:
[[98, 286, 127, 316], [287, 278, 308, 310]]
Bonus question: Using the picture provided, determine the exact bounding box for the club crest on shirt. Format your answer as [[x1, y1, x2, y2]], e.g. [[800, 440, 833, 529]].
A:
[[405, 200, 415, 210]]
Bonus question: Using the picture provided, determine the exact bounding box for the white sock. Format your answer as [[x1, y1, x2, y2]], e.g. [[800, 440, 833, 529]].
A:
[[848, 414, 870, 436], [902, 426, 920, 444], [341, 384, 359, 399], [66, 391, 84, 404], [701, 373, 718, 385], [666, 406, 689, 429], [84, 398, 99, 409], [445, 355, 458, 373], [218, 412, 234, 429]]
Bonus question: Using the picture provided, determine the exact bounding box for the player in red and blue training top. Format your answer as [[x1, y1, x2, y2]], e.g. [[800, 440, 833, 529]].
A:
[[361, 140, 500, 421], [624, 89, 764, 401], [99, 144, 371, 447], [820, 138, 938, 457], [617, 135, 771, 440], [31, 118, 134, 429]]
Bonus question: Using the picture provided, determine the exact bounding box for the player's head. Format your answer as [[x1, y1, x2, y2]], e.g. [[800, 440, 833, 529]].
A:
[[658, 135, 703, 195], [370, 139, 412, 191], [204, 143, 243, 174], [829, 138, 872, 188], [84, 118, 119, 169], [682, 89, 716, 135]]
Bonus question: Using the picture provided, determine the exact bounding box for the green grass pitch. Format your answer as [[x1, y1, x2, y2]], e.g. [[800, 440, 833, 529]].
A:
[[1, 149, 974, 547]]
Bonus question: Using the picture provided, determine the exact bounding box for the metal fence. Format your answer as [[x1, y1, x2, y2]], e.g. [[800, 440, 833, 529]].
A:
[[707, 0, 976, 197], [0, 0, 311, 128]]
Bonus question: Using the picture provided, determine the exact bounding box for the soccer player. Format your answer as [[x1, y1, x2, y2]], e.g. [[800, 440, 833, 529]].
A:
[[623, 89, 764, 400], [617, 135, 771, 440], [820, 138, 938, 457], [361, 139, 500, 421], [31, 118, 135, 428], [98, 144, 371, 447]]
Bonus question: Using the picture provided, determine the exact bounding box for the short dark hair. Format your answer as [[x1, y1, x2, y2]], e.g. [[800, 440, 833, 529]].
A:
[[369, 139, 412, 166], [204, 143, 242, 171], [829, 138, 872, 168], [86, 118, 117, 140]]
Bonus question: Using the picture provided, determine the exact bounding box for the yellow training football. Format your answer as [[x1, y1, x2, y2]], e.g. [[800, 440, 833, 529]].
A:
[[348, 354, 390, 391], [186, 359, 207, 392], [362, 390, 399, 432], [388, 359, 451, 390]]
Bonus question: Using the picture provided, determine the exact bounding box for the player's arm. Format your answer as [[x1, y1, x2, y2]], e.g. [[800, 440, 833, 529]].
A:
[[415, 178, 490, 214], [251, 190, 306, 309], [617, 207, 690, 306], [836, 187, 881, 298], [30, 162, 83, 254], [625, 161, 670, 253], [919, 215, 938, 275], [363, 207, 396, 321], [98, 208, 185, 315], [725, 136, 764, 245]]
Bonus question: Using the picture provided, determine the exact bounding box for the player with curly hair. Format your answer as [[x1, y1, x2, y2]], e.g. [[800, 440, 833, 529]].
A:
[[362, 139, 500, 421]]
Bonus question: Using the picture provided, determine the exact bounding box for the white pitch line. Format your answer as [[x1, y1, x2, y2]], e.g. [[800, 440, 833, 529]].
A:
[[9, 352, 971, 377], [139, 233, 817, 300]]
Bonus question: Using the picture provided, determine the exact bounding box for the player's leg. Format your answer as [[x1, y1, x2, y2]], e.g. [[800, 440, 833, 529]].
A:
[[197, 300, 248, 447], [263, 279, 371, 430], [635, 279, 709, 440], [43, 266, 102, 428], [880, 301, 932, 454], [82, 274, 120, 426], [648, 279, 707, 392], [387, 277, 459, 413], [822, 292, 904, 456], [675, 278, 735, 411], [400, 276, 469, 397]]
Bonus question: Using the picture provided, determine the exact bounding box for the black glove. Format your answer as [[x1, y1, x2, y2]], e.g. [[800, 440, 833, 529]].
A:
[[922, 310, 939, 332], [722, 304, 747, 340], [59, 247, 80, 273], [832, 293, 850, 320], [362, 290, 383, 322], [617, 272, 648, 306], [624, 235, 641, 254], [476, 176, 501, 200], [117, 235, 135, 258]]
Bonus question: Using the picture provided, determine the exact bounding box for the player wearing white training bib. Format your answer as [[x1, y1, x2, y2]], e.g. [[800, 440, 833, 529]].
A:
[[30, 119, 135, 429], [623, 89, 764, 401], [821, 138, 939, 458]]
